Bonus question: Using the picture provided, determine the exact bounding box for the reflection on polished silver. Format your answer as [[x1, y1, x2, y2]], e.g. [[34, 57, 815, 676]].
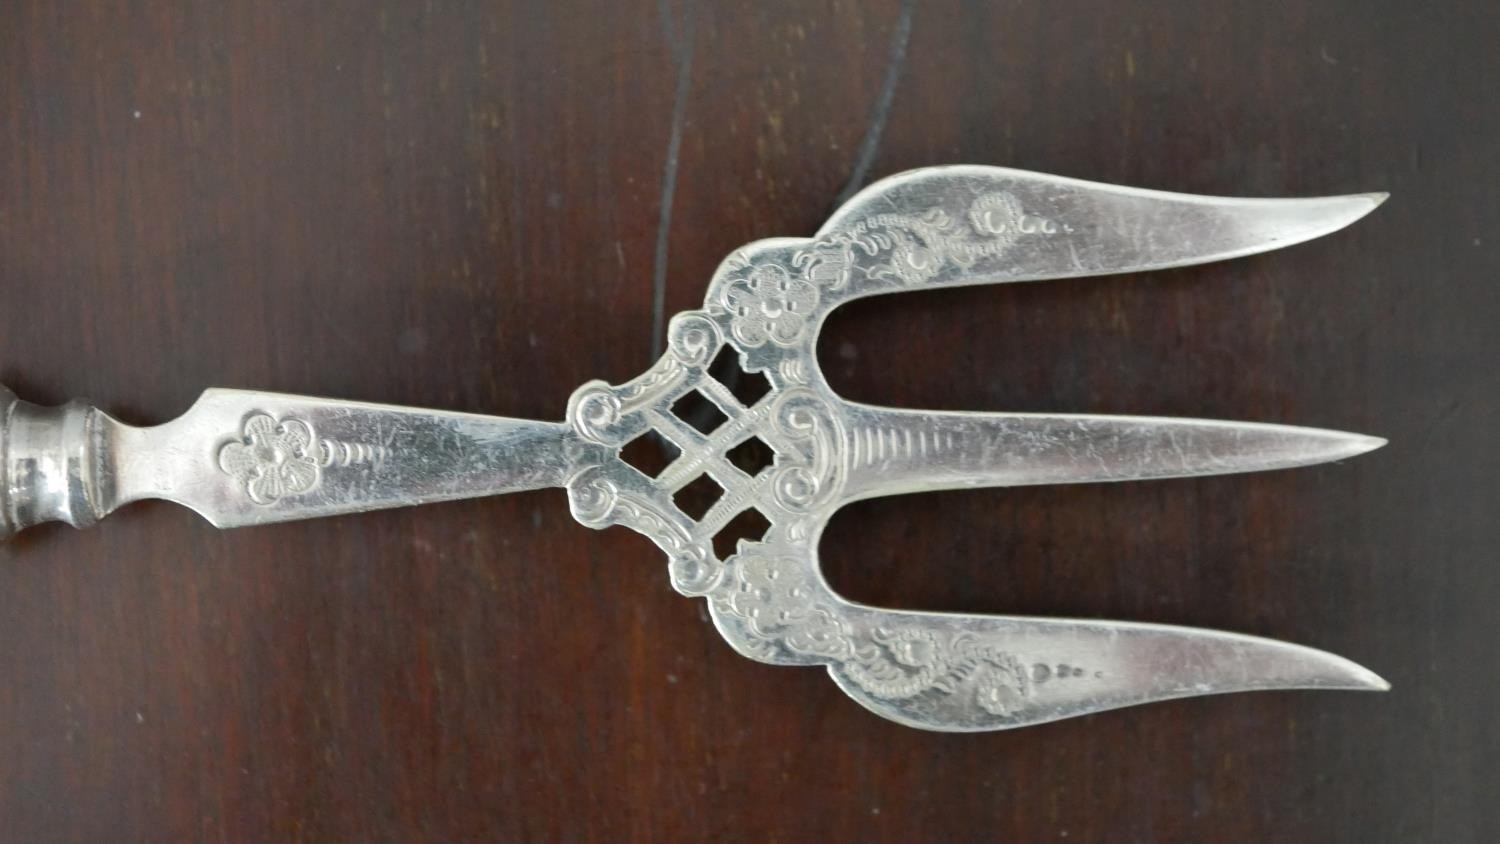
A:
[[0, 166, 1391, 731]]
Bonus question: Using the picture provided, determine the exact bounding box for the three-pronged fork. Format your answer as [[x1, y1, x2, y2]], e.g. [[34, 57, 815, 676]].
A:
[[0, 166, 1388, 731]]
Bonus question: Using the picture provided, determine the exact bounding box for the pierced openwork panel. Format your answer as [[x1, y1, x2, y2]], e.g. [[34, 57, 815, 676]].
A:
[[565, 307, 843, 598]]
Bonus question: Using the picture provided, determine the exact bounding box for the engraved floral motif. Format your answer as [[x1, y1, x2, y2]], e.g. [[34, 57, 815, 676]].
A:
[[727, 554, 852, 660], [967, 191, 1028, 236], [887, 233, 946, 284], [778, 191, 1045, 301], [836, 203, 1000, 286], [703, 192, 1046, 350], [730, 553, 811, 632], [217, 415, 322, 505], [841, 628, 1031, 713], [217, 413, 386, 505], [720, 262, 820, 348]]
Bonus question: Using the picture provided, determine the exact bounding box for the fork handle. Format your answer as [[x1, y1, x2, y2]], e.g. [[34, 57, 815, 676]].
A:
[[0, 385, 107, 539], [1, 383, 593, 542]]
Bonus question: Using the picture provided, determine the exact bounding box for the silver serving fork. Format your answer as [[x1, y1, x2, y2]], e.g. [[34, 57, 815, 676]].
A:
[[0, 166, 1388, 731]]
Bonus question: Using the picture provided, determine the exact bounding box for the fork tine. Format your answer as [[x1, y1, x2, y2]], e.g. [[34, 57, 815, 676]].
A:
[[816, 605, 1387, 732], [836, 404, 1384, 503], [799, 166, 1385, 309]]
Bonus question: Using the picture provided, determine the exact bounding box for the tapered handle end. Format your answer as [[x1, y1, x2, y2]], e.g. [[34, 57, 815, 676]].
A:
[[0, 385, 107, 541]]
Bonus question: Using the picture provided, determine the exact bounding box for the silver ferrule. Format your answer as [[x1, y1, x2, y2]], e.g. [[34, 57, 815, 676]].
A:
[[0, 385, 106, 539]]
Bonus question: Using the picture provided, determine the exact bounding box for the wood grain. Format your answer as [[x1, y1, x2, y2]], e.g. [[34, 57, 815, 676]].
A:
[[2, 1, 1496, 841]]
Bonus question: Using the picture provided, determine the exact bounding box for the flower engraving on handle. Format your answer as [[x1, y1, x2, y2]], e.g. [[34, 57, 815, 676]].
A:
[[217, 415, 320, 505], [217, 414, 386, 505]]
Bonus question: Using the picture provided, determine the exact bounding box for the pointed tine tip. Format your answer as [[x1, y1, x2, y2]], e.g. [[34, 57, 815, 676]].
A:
[[1226, 634, 1394, 697], [1284, 640, 1390, 693], [1297, 426, 1388, 465], [1356, 189, 1386, 217], [1315, 190, 1388, 228], [1270, 190, 1389, 244], [1339, 431, 1389, 459], [1349, 190, 1390, 218], [1334, 658, 1391, 693]]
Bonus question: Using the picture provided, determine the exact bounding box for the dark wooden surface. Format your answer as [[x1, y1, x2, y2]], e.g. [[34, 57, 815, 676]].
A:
[[2, 2, 1496, 841]]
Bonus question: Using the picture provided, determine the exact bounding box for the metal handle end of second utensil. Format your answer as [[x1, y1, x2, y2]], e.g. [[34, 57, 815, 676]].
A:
[[0, 384, 109, 541]]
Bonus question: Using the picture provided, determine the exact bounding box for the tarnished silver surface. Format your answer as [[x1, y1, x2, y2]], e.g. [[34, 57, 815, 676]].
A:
[[0, 166, 1389, 731]]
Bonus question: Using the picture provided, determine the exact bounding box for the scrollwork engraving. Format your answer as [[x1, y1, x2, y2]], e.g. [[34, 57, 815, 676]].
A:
[[767, 388, 843, 515], [799, 191, 1042, 291], [703, 191, 1053, 350], [713, 549, 1032, 715]]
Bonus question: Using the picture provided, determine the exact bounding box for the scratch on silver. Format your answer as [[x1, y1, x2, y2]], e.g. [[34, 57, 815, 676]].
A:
[[0, 166, 1392, 731]]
